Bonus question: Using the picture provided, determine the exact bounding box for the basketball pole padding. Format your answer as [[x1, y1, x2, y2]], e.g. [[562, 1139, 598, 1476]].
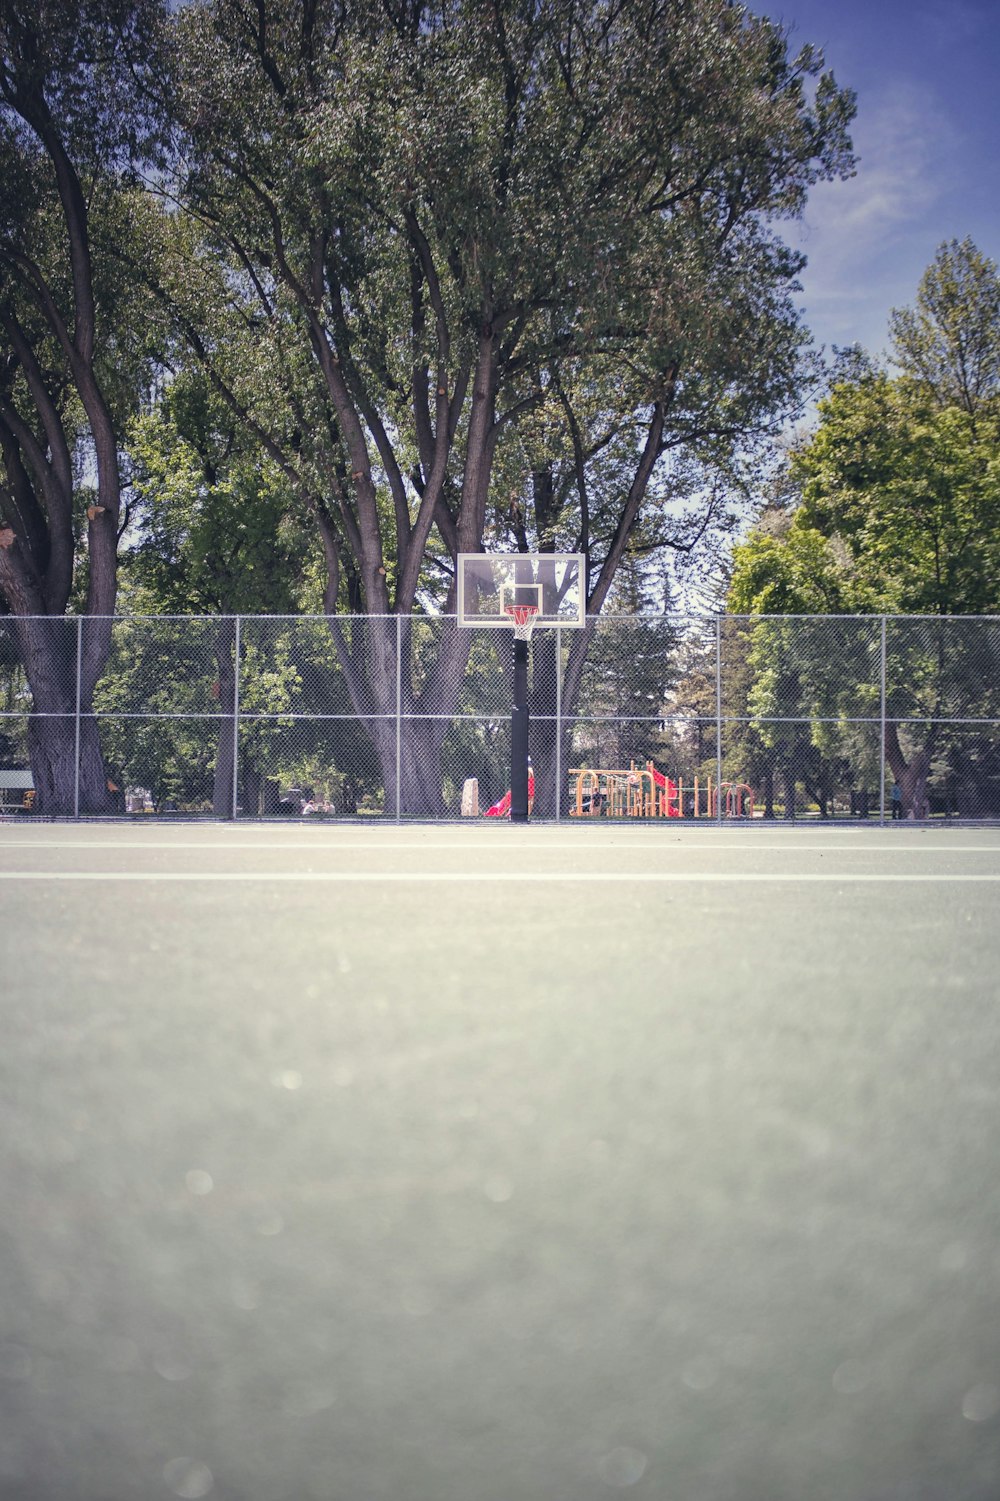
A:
[[511, 637, 530, 822]]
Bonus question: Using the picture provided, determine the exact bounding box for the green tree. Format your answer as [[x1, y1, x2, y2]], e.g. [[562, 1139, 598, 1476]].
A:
[[116, 376, 384, 814], [794, 377, 1000, 814], [729, 242, 1000, 817], [112, 375, 312, 812], [0, 0, 166, 811], [153, 0, 854, 813], [792, 378, 1000, 616], [889, 237, 1000, 418], [124, 377, 309, 620]]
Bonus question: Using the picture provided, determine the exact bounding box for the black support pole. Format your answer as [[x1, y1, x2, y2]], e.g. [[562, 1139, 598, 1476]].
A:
[[511, 637, 530, 822]]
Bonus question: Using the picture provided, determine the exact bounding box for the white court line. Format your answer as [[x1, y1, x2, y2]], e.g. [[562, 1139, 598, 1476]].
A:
[[1, 840, 998, 853], [0, 871, 997, 883]]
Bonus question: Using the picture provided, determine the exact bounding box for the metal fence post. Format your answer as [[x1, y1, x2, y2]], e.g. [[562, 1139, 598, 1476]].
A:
[[231, 614, 241, 821], [549, 627, 555, 828], [715, 615, 723, 823], [879, 615, 887, 826], [395, 614, 402, 824], [73, 614, 83, 819]]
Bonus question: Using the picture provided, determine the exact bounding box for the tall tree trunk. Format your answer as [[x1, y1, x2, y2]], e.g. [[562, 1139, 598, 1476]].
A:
[[14, 614, 112, 815], [885, 722, 936, 819], [26, 709, 107, 816], [362, 712, 454, 818], [526, 714, 565, 819], [400, 720, 452, 817], [324, 614, 473, 817], [528, 630, 562, 817], [900, 752, 933, 820], [763, 762, 775, 819]]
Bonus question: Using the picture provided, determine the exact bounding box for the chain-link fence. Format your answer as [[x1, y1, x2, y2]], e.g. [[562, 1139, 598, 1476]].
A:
[[1, 613, 998, 820]]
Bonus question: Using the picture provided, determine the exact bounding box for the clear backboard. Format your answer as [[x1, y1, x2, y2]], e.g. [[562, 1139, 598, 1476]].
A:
[[457, 553, 586, 630]]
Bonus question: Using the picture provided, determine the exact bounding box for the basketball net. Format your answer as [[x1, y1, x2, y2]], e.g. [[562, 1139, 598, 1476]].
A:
[[503, 602, 540, 641]]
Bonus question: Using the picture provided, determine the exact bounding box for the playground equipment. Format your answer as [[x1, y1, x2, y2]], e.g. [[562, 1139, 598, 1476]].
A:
[[484, 767, 535, 818], [569, 762, 754, 819], [572, 763, 678, 818]]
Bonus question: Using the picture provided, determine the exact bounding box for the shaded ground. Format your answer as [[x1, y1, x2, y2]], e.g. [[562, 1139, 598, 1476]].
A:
[[1, 825, 999, 1501]]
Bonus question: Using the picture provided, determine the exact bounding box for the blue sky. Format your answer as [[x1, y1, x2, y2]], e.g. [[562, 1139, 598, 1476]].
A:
[[764, 0, 1000, 365]]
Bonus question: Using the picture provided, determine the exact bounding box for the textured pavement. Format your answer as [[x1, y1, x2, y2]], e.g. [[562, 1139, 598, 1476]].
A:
[[1, 824, 999, 1501]]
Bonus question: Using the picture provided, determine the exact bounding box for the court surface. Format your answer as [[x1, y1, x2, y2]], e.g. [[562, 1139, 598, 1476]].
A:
[[2, 823, 999, 1501]]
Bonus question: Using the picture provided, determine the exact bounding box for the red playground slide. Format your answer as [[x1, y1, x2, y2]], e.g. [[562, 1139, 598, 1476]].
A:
[[650, 765, 681, 816], [484, 769, 535, 817]]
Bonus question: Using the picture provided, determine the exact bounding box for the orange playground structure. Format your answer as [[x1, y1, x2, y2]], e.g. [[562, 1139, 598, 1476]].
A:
[[569, 762, 754, 819]]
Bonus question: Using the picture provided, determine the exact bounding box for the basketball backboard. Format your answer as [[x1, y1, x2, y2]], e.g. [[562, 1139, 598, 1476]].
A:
[[457, 553, 586, 629]]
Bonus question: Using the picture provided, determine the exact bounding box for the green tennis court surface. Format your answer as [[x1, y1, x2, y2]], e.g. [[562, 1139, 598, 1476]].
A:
[[2, 825, 999, 1500]]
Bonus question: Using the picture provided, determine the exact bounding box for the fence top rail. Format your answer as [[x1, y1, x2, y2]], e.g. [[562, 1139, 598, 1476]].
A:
[[2, 610, 1000, 624]]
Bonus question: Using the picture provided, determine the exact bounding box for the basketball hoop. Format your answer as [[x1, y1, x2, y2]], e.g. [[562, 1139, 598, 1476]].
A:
[[456, 554, 584, 823], [503, 602, 540, 641]]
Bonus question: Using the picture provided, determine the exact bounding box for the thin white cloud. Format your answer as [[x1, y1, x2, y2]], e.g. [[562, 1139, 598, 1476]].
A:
[[913, 0, 993, 49], [793, 82, 951, 271], [782, 80, 961, 351]]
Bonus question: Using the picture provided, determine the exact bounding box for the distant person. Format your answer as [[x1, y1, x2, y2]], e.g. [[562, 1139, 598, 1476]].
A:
[[891, 781, 903, 820]]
